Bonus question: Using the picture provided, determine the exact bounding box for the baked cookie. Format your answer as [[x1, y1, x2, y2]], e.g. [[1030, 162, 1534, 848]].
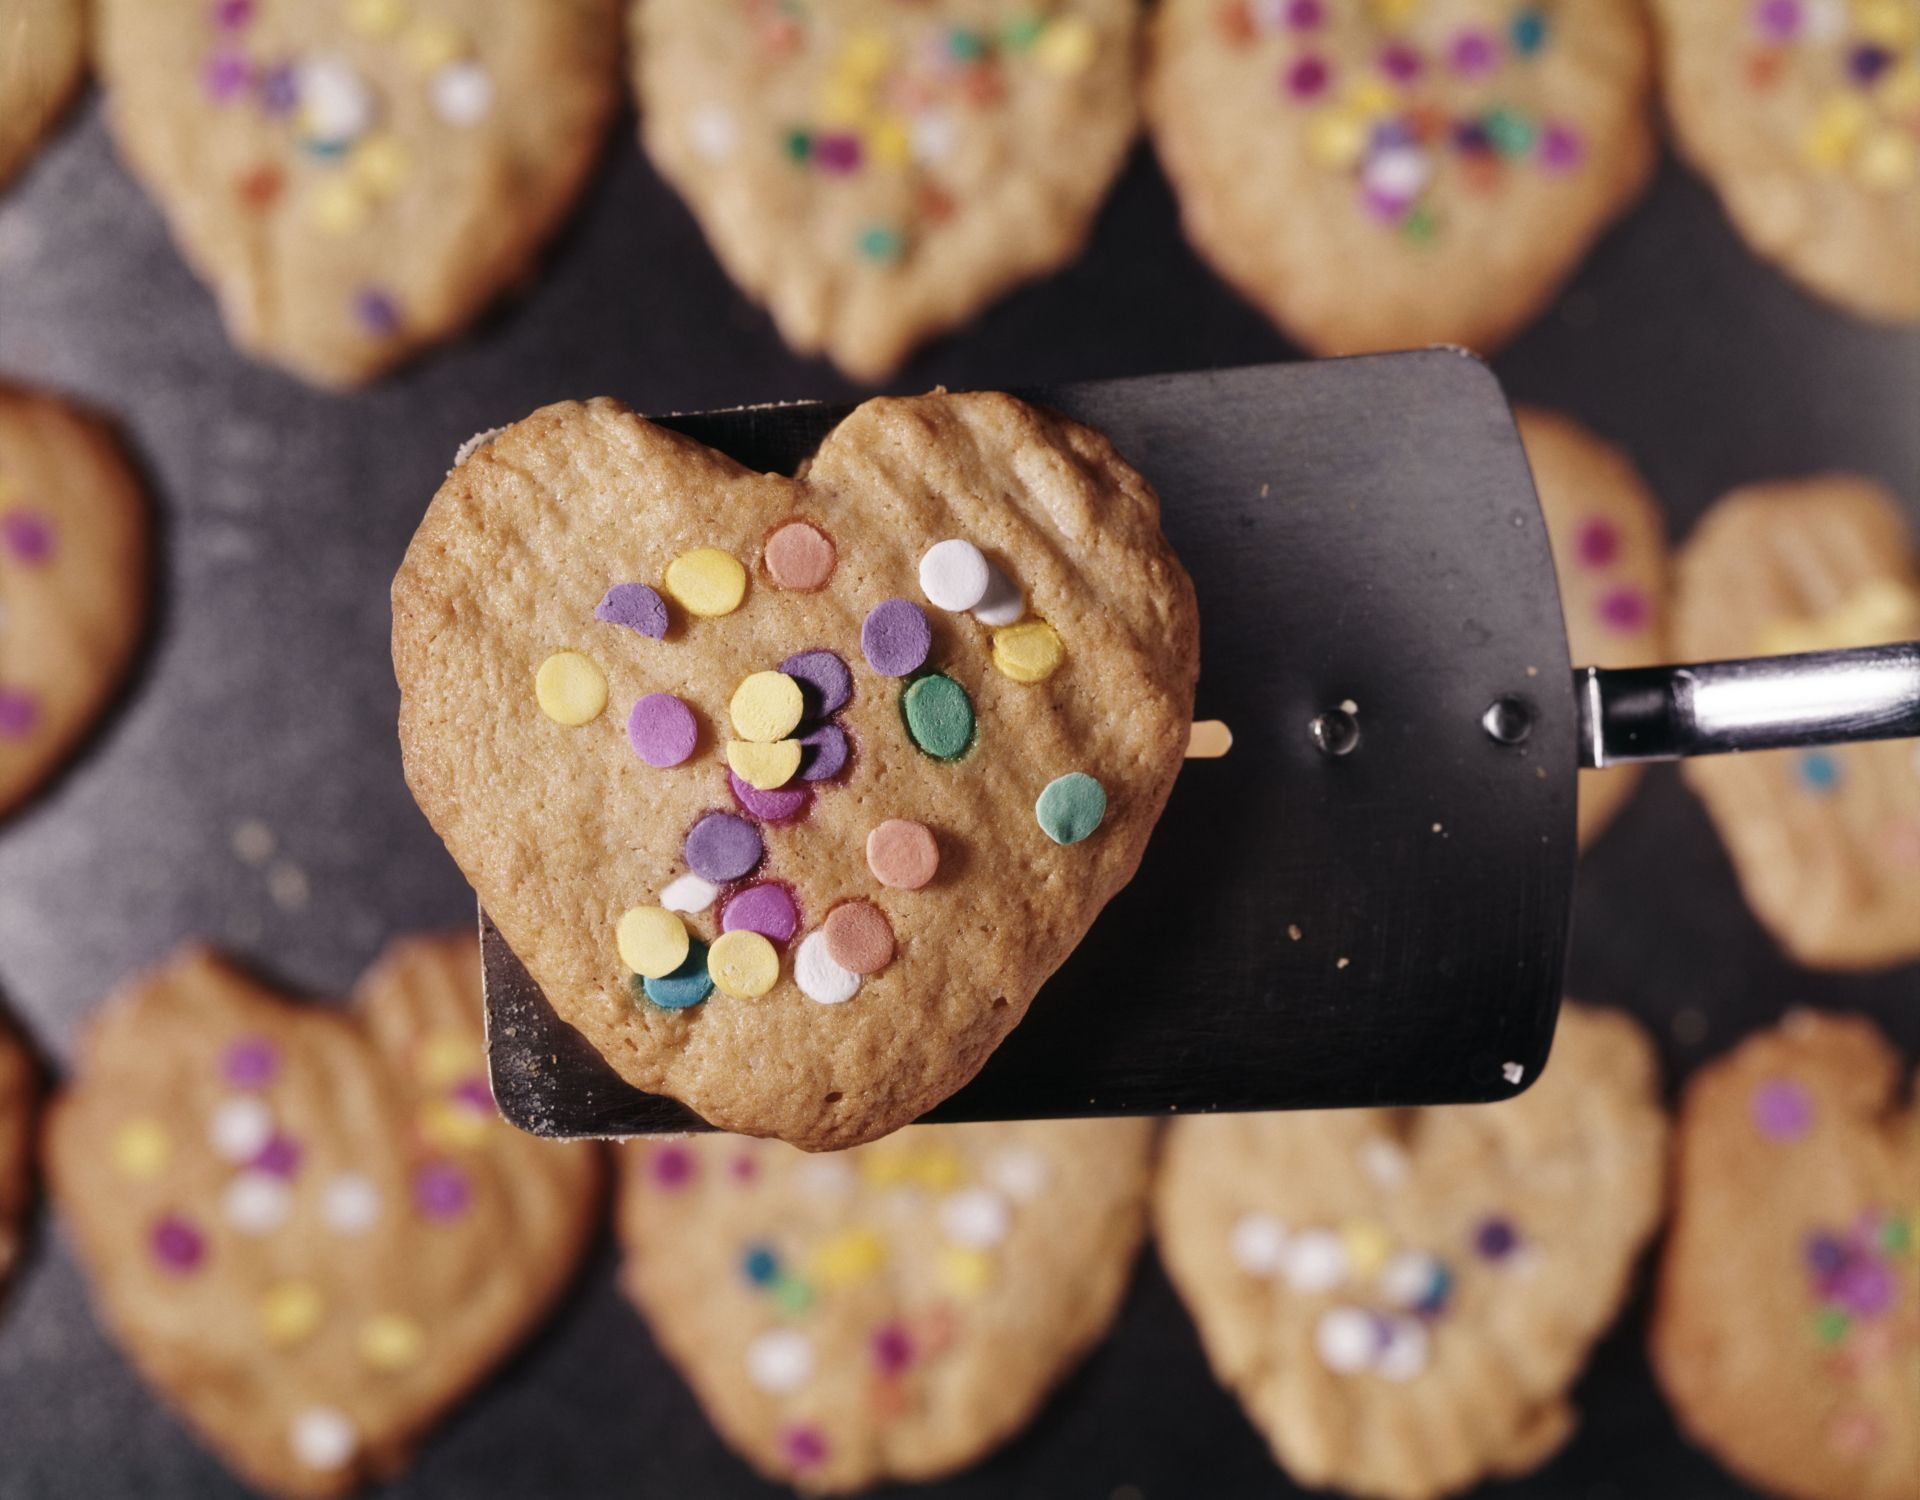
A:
[[0, 1009, 37, 1303], [1653, 0, 1920, 324], [46, 935, 603, 1499], [0, 382, 150, 820], [93, 0, 621, 388], [1516, 407, 1669, 848], [1652, 1011, 1920, 1500], [1673, 476, 1920, 970], [633, 0, 1139, 381], [392, 392, 1198, 1152], [618, 1118, 1155, 1492], [1155, 1004, 1669, 1500], [1145, 0, 1656, 355], [0, 0, 86, 188]]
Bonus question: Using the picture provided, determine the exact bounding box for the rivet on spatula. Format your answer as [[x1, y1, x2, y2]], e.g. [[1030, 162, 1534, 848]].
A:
[[1481, 696, 1535, 746], [1309, 706, 1360, 757]]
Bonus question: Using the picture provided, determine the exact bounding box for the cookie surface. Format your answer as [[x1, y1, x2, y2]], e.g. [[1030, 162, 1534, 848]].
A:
[[634, 0, 1140, 380], [0, 1011, 36, 1304], [94, 0, 620, 388], [0, 382, 149, 820], [1652, 1011, 1920, 1500], [0, 0, 85, 188], [1516, 407, 1668, 848], [46, 935, 603, 1499], [1155, 1004, 1669, 1500], [392, 391, 1198, 1152], [1673, 475, 1920, 970], [618, 1118, 1154, 1492], [1145, 0, 1656, 355], [1653, 0, 1920, 323]]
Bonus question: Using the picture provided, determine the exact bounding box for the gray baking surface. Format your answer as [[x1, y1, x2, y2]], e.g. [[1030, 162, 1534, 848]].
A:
[[0, 93, 1916, 1500]]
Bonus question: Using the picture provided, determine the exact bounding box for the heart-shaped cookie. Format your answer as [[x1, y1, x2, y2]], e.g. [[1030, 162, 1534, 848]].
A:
[[0, 1010, 36, 1304], [617, 1119, 1155, 1492], [0, 0, 85, 189], [1155, 1004, 1669, 1500], [94, 0, 621, 387], [392, 391, 1198, 1151], [1674, 475, 1920, 970], [1652, 1011, 1920, 1500], [46, 935, 604, 1499], [632, 0, 1140, 380], [0, 382, 150, 820]]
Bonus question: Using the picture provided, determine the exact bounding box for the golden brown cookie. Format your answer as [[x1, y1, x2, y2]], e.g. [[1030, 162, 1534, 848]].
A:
[[1516, 407, 1669, 848], [93, 0, 621, 387], [46, 935, 604, 1500], [1155, 1004, 1669, 1500], [1673, 475, 1920, 970], [1144, 0, 1656, 355], [0, 1009, 37, 1303], [1653, 0, 1920, 324], [0, 0, 85, 188], [0, 382, 149, 820], [1652, 1011, 1920, 1500], [633, 0, 1139, 381], [391, 391, 1199, 1152], [617, 1119, 1155, 1493]]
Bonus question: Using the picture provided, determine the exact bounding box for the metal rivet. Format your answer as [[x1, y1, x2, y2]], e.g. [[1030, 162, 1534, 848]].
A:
[[1310, 707, 1360, 757], [1482, 696, 1534, 746]]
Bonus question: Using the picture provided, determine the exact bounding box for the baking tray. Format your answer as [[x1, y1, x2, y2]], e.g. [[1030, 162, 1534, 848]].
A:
[[0, 92, 1915, 1500]]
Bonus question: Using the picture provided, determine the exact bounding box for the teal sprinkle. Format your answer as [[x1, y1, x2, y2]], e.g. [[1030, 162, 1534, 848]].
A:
[[857, 224, 907, 263], [1484, 107, 1537, 159], [1510, 10, 1548, 56], [742, 1244, 780, 1286], [1036, 772, 1107, 846], [947, 27, 987, 63], [301, 138, 349, 161], [641, 939, 713, 1012], [783, 128, 812, 163], [902, 674, 974, 760], [1797, 751, 1841, 793]]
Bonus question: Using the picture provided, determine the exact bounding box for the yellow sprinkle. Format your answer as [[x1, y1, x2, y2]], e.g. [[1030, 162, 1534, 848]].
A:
[[663, 547, 747, 617], [345, 0, 409, 38], [1345, 79, 1396, 117], [729, 671, 805, 742], [726, 739, 803, 791], [869, 117, 912, 170], [351, 134, 412, 198], [838, 29, 895, 82], [1341, 1220, 1393, 1277], [816, 78, 873, 129], [708, 929, 779, 998], [259, 1282, 326, 1348], [419, 1097, 490, 1152], [907, 1148, 966, 1191], [418, 1030, 480, 1089], [534, 650, 608, 725], [1856, 130, 1917, 192], [1803, 96, 1871, 172], [936, 1246, 996, 1297], [404, 18, 467, 71], [809, 1227, 887, 1286], [990, 620, 1064, 683], [1856, 0, 1917, 48], [1368, 0, 1422, 24], [1308, 111, 1367, 170], [857, 1150, 910, 1188], [617, 906, 690, 979], [112, 1119, 172, 1180], [358, 1313, 426, 1371], [1033, 16, 1098, 76], [307, 177, 373, 236]]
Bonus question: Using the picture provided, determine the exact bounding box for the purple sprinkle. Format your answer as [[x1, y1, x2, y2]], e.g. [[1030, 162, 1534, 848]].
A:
[[814, 132, 862, 174], [151, 1215, 206, 1273], [1285, 0, 1323, 28], [0, 510, 53, 564], [1751, 1077, 1813, 1141], [1849, 45, 1893, 86], [722, 882, 799, 944], [683, 811, 764, 882], [1370, 118, 1417, 152], [628, 693, 699, 768], [0, 689, 36, 741], [257, 63, 299, 115], [860, 599, 932, 678], [1753, 0, 1803, 42], [251, 1133, 302, 1179], [1805, 1232, 1848, 1277], [871, 1321, 915, 1375], [1285, 55, 1331, 99], [1834, 1260, 1895, 1318], [203, 51, 251, 103], [1598, 586, 1649, 632], [779, 650, 852, 717], [354, 288, 401, 337], [1378, 43, 1422, 83], [1576, 517, 1619, 567], [729, 1152, 758, 1183], [782, 1426, 828, 1470], [796, 723, 849, 782], [729, 769, 811, 823], [651, 1143, 694, 1189], [1454, 120, 1493, 155], [1361, 186, 1413, 223], [1449, 29, 1500, 76], [223, 1036, 280, 1089], [1474, 1216, 1519, 1260], [1539, 122, 1585, 172], [453, 1075, 495, 1114], [212, 0, 254, 29], [413, 1161, 472, 1221], [596, 582, 669, 639]]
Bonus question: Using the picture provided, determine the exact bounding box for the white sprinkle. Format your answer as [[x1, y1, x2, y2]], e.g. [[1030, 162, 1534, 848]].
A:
[[1502, 1061, 1525, 1086], [660, 873, 719, 915], [321, 1173, 381, 1236], [1363, 146, 1432, 203], [1282, 1228, 1349, 1292], [795, 930, 860, 1005], [1376, 1316, 1430, 1381], [1314, 1307, 1378, 1374], [431, 61, 494, 126], [972, 563, 1025, 626], [1805, 0, 1847, 41], [223, 1171, 293, 1235], [1360, 1140, 1409, 1190], [1378, 1249, 1443, 1310], [689, 103, 737, 162], [910, 110, 959, 164], [745, 1328, 814, 1393], [290, 1407, 359, 1471], [939, 1187, 1011, 1248], [985, 1147, 1050, 1202], [208, 1097, 275, 1162], [297, 56, 376, 147], [796, 1157, 857, 1200], [1229, 1212, 1288, 1276], [231, 819, 276, 865], [918, 539, 991, 612]]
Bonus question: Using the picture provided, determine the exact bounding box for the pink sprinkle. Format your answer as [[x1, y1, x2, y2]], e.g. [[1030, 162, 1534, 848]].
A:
[[222, 1036, 280, 1089], [251, 1133, 302, 1178], [203, 51, 251, 103], [729, 1152, 759, 1184], [1285, 54, 1331, 99], [0, 689, 38, 741], [1575, 517, 1620, 567], [782, 1426, 828, 1470], [1539, 122, 1585, 172], [452, 1075, 496, 1115], [0, 510, 53, 564], [1597, 586, 1648, 632], [1829, 1410, 1882, 1456], [151, 1215, 206, 1273], [814, 133, 863, 174], [1285, 0, 1324, 28], [1884, 821, 1920, 868], [1360, 185, 1412, 223], [1378, 43, 1423, 84], [211, 0, 254, 29], [1753, 0, 1803, 43], [650, 1144, 695, 1189], [1751, 1078, 1813, 1141], [871, 1321, 914, 1375], [413, 1161, 472, 1221], [1449, 29, 1500, 76]]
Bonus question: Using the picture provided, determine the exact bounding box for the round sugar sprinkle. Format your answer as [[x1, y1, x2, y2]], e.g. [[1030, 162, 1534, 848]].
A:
[[1283, 1228, 1349, 1292], [781, 650, 853, 717], [321, 1174, 380, 1236], [797, 723, 849, 782], [1376, 1317, 1430, 1381], [535, 651, 607, 726], [290, 1407, 359, 1472], [208, 1096, 275, 1162], [664, 547, 747, 617], [824, 901, 895, 975], [939, 1187, 1011, 1248], [902, 674, 974, 760], [728, 738, 802, 791], [1314, 1306, 1378, 1373], [1751, 1077, 1813, 1141], [730, 769, 812, 822], [866, 818, 939, 889], [723, 883, 800, 944], [596, 582, 668, 639], [628, 693, 698, 768], [746, 1329, 815, 1394], [430, 60, 493, 125], [796, 931, 860, 1004], [991, 620, 1064, 683], [862, 598, 932, 677], [617, 906, 689, 979], [731, 671, 804, 743], [972, 563, 1024, 626], [1231, 1213, 1289, 1276], [764, 521, 837, 591], [151, 1215, 207, 1273], [709, 929, 780, 998], [684, 812, 763, 882], [224, 1171, 293, 1234], [660, 872, 719, 914], [919, 539, 991, 612], [643, 940, 714, 1011], [1036, 772, 1106, 844]]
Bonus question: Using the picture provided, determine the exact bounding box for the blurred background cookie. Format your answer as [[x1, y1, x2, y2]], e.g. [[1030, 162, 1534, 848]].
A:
[[1155, 1004, 1669, 1500], [91, 0, 622, 387], [0, 1008, 35, 1305], [1651, 1011, 1919, 1500], [0, 0, 85, 189], [617, 1119, 1154, 1493], [0, 381, 149, 821], [1145, 0, 1656, 354], [1654, 0, 1920, 324], [633, 0, 1140, 380], [1674, 475, 1920, 970]]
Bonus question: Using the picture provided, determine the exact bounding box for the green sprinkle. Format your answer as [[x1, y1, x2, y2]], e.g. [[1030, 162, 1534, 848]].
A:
[[857, 224, 906, 263], [1036, 772, 1107, 845], [1813, 1307, 1850, 1347], [1403, 207, 1438, 244], [1881, 1216, 1913, 1255], [772, 1276, 814, 1316], [783, 128, 811, 163], [1002, 16, 1046, 50], [902, 674, 974, 760], [1485, 107, 1537, 159]]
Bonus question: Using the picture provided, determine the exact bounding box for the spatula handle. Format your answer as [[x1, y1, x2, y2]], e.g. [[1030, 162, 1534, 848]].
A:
[[1576, 642, 1920, 768]]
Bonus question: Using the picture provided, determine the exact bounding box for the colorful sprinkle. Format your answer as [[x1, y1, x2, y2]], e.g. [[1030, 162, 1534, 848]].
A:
[[862, 599, 933, 677], [684, 812, 764, 882], [795, 930, 861, 1005], [1797, 750, 1842, 792], [722, 883, 800, 944], [746, 1328, 815, 1393], [223, 1171, 292, 1234], [1473, 1216, 1520, 1260], [972, 564, 1024, 626], [209, 1096, 275, 1162], [1282, 1228, 1349, 1291], [939, 1187, 1011, 1248], [358, 1313, 426, 1371], [660, 872, 719, 914], [664, 547, 747, 617], [535, 651, 608, 726], [1575, 516, 1620, 567], [781, 649, 853, 717], [628, 693, 698, 768], [430, 60, 493, 125], [0, 510, 53, 564], [259, 1281, 325, 1348], [353, 287, 401, 337], [0, 689, 40, 740], [729, 768, 812, 822], [731, 671, 806, 743], [857, 224, 907, 263], [823, 901, 895, 975], [596, 582, 669, 639], [1231, 1213, 1290, 1275], [150, 1215, 207, 1273], [781, 1426, 828, 1471], [991, 620, 1065, 683], [642, 941, 715, 1011], [764, 521, 837, 591], [866, 818, 939, 890], [1752, 1077, 1814, 1141], [617, 905, 690, 980], [1597, 586, 1650, 633], [902, 674, 974, 759], [727, 738, 803, 791], [742, 1243, 780, 1285], [1035, 772, 1106, 844], [1315, 1306, 1379, 1372], [112, 1119, 173, 1180], [796, 722, 850, 782], [413, 1161, 472, 1221], [321, 1173, 380, 1235], [919, 539, 992, 612], [708, 929, 780, 998], [289, 1408, 359, 1472], [652, 1144, 696, 1190]]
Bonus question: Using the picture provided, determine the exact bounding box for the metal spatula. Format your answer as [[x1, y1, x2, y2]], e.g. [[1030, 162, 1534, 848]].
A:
[[477, 354, 1920, 1139]]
